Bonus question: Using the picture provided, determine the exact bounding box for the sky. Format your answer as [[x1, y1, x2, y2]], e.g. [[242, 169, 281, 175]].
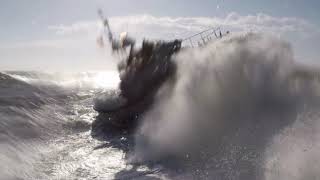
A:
[[0, 0, 320, 72]]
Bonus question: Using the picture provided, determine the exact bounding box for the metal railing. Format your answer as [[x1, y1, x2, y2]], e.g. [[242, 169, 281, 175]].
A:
[[182, 27, 223, 47]]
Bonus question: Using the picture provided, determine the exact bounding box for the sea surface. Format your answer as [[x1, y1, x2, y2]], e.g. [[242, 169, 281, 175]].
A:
[[1, 33, 320, 180]]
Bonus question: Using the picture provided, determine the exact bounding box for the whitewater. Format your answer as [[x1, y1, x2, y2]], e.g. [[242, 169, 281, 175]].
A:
[[1, 33, 320, 180]]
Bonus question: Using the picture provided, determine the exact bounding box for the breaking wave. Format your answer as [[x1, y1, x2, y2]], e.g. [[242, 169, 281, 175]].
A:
[[131, 33, 320, 179]]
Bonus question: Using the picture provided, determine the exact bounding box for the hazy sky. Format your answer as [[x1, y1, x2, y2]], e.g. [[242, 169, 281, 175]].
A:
[[1, 0, 319, 71]]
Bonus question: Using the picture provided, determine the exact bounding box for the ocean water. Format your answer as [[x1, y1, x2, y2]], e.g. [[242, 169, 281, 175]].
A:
[[0, 71, 138, 180], [1, 33, 320, 180]]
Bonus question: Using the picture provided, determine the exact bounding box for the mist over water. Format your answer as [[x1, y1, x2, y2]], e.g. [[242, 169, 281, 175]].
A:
[[7, 71, 120, 90], [133, 33, 320, 179]]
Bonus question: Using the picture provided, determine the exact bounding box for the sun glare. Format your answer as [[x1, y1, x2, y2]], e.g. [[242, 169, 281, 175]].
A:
[[92, 71, 120, 89]]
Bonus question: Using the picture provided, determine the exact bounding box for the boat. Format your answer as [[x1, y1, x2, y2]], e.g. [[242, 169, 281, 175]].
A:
[[93, 11, 225, 132]]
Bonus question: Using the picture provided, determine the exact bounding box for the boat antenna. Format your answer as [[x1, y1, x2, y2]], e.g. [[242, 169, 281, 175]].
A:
[[98, 9, 113, 42]]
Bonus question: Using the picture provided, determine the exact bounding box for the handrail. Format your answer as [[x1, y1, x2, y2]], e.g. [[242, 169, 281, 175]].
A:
[[183, 27, 220, 41], [182, 27, 222, 47]]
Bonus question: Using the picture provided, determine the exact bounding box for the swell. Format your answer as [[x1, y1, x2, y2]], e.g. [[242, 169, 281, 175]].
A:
[[0, 72, 84, 179]]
